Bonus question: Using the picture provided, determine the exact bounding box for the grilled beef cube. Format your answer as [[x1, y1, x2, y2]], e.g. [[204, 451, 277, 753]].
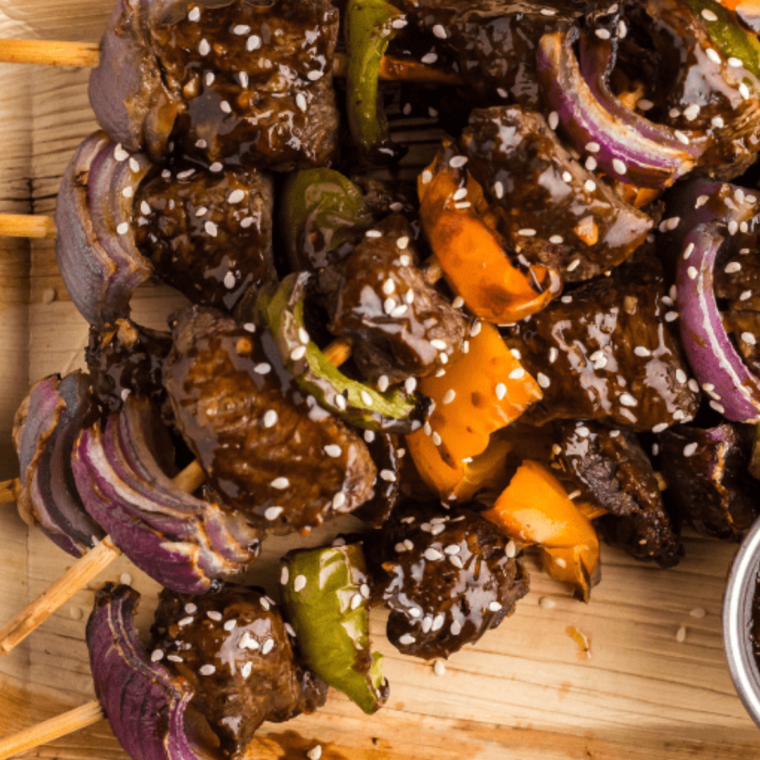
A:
[[399, 0, 588, 110], [352, 432, 402, 529], [462, 105, 653, 282], [503, 252, 701, 431], [86, 319, 173, 423], [659, 423, 758, 541], [322, 214, 466, 384], [150, 585, 327, 757], [92, 0, 340, 170], [368, 501, 529, 660], [555, 421, 682, 567], [165, 306, 377, 534], [134, 167, 275, 311]]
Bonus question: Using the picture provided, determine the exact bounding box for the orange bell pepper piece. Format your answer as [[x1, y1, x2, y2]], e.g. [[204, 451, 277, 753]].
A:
[[419, 144, 561, 325], [407, 321, 542, 499], [482, 460, 600, 602]]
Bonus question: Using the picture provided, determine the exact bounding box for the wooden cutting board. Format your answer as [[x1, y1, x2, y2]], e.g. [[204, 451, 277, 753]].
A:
[[1, 2, 760, 758]]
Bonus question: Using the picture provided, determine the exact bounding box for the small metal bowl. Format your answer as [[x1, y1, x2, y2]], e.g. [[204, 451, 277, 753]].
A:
[[724, 516, 760, 727]]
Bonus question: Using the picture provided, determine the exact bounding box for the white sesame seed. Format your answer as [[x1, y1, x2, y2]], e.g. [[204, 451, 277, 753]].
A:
[[424, 548, 444, 561], [450, 620, 462, 636], [290, 345, 307, 362], [742, 332, 757, 345], [539, 596, 556, 609], [334, 394, 347, 411], [585, 142, 601, 154], [247, 35, 262, 51], [537, 373, 550, 388], [674, 130, 690, 145], [488, 601, 503, 612], [167, 655, 183, 663], [223, 271, 236, 290], [114, 144, 129, 162], [239, 631, 259, 651], [233, 24, 251, 35], [549, 347, 559, 363], [271, 477, 290, 490], [584, 179, 597, 193], [562, 171, 573, 183], [151, 649, 164, 662], [567, 258, 581, 272], [496, 382, 507, 400], [441, 389, 456, 405], [351, 593, 363, 611], [280, 566, 290, 586], [199, 664, 216, 676], [683, 103, 701, 122], [261, 638, 275, 655], [360, 390, 373, 406], [548, 110, 560, 131], [585, 156, 598, 171], [676, 626, 687, 643], [595, 27, 611, 39], [261, 410, 277, 429], [683, 442, 698, 458], [122, 186, 134, 199], [434, 660, 446, 677], [405, 377, 417, 394], [711, 115, 725, 129], [450, 155, 469, 168], [453, 187, 468, 202], [226, 189, 246, 205], [399, 634, 416, 646], [690, 607, 707, 619], [421, 170, 433, 185], [665, 311, 679, 322], [240, 662, 253, 679], [224, 619, 237, 632], [382, 278, 396, 296], [706, 47, 722, 65], [206, 611, 222, 622], [725, 261, 742, 274], [576, 426, 590, 438], [188, 6, 201, 21], [205, 221, 218, 237], [322, 444, 341, 459], [638, 98, 654, 111], [421, 52, 438, 65], [307, 746, 323, 760], [199, 38, 211, 56], [612, 158, 627, 175], [687, 266, 698, 280], [391, 17, 408, 29], [432, 614, 445, 632], [433, 23, 447, 39], [494, 181, 505, 199], [508, 368, 525, 380], [506, 540, 517, 558], [518, 228, 537, 237], [333, 492, 347, 510], [117, 222, 129, 235], [740, 82, 751, 100], [361, 584, 371, 599], [701, 8, 718, 20], [634, 346, 651, 358], [728, 219, 739, 236], [431, 431, 442, 447], [293, 575, 307, 592]]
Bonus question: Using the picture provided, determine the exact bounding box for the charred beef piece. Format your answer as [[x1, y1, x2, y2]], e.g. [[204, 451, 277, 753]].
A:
[[352, 431, 402, 528], [86, 319, 173, 423], [321, 214, 466, 384], [502, 251, 701, 431], [616, 0, 760, 180], [368, 501, 529, 660], [134, 167, 275, 311], [723, 310, 760, 379], [554, 420, 682, 567], [91, 0, 340, 170], [165, 306, 377, 534], [399, 0, 588, 110], [659, 423, 758, 541], [462, 105, 653, 282], [150, 585, 327, 757]]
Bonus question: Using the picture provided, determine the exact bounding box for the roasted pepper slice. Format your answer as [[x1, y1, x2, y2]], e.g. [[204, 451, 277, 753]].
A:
[[682, 0, 760, 78], [280, 169, 373, 271], [345, 0, 404, 161], [249, 271, 424, 433], [419, 144, 561, 325], [280, 544, 387, 715], [408, 320, 542, 474], [481, 460, 600, 602]]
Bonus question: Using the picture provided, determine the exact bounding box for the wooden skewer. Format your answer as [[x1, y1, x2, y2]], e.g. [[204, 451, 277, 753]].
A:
[[0, 39, 463, 85], [0, 214, 57, 240], [0, 700, 104, 760], [0, 459, 205, 655]]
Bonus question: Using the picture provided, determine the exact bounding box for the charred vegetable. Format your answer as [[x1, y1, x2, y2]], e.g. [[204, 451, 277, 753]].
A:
[[280, 544, 387, 714]]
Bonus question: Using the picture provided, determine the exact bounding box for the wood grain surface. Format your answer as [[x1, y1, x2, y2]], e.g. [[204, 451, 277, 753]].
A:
[[0, 2, 759, 759]]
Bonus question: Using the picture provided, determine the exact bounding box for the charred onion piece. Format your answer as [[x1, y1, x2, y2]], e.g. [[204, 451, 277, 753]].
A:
[[55, 131, 152, 327], [13, 372, 105, 557], [86, 584, 202, 760], [73, 397, 261, 594]]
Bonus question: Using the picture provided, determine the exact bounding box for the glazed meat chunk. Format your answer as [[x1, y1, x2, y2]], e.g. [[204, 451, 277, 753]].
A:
[[165, 306, 377, 534], [462, 105, 653, 281], [554, 420, 682, 567], [322, 214, 466, 384], [503, 252, 701, 431], [91, 0, 340, 170], [369, 501, 529, 660], [150, 585, 327, 757], [135, 166, 275, 311]]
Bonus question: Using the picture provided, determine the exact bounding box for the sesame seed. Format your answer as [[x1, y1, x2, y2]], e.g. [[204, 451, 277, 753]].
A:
[[683, 243, 695, 260], [539, 597, 556, 609], [207, 611, 222, 622], [359, 390, 373, 406], [634, 346, 651, 357], [366, 229, 382, 239], [712, 116, 725, 128], [687, 266, 698, 280], [381, 278, 396, 297], [434, 660, 446, 677], [188, 6, 200, 21], [683, 442, 698, 457], [262, 410, 278, 429], [586, 142, 601, 153], [496, 382, 507, 400], [199, 38, 211, 55], [290, 345, 307, 362], [567, 258, 581, 273], [271, 477, 290, 490], [117, 222, 129, 235], [489, 601, 503, 612], [470, 320, 482, 336], [652, 423, 668, 434], [247, 35, 262, 51], [405, 377, 417, 394], [199, 664, 216, 676], [122, 186, 134, 198], [424, 548, 444, 561], [223, 272, 236, 290], [293, 575, 307, 592], [453, 187, 468, 202], [725, 261, 742, 274], [701, 8, 718, 20], [224, 620, 237, 631], [683, 103, 701, 121], [638, 99, 654, 111], [421, 170, 433, 184], [151, 649, 164, 662], [508, 368, 525, 380], [227, 189, 246, 205], [676, 626, 687, 643], [612, 158, 627, 175], [518, 228, 537, 236], [431, 431, 442, 446], [167, 655, 183, 663], [595, 27, 611, 39], [307, 746, 323, 760], [233, 24, 251, 35], [740, 82, 751, 100], [562, 171, 573, 183], [674, 130, 690, 145], [241, 662, 253, 679], [549, 347, 559, 363], [665, 311, 679, 322], [742, 332, 757, 345], [450, 155, 469, 168], [205, 221, 218, 237], [506, 540, 517, 558], [334, 394, 347, 411], [705, 47, 722, 65], [433, 24, 447, 39], [494, 181, 505, 199], [114, 144, 129, 162], [391, 17, 408, 29], [239, 631, 258, 650], [540, 7, 557, 15], [333, 492, 347, 510], [585, 156, 598, 171], [261, 638, 275, 655], [549, 235, 564, 245], [350, 593, 363, 611], [548, 111, 559, 130], [432, 614, 445, 632], [399, 634, 416, 646], [728, 219, 739, 236], [584, 179, 597, 193], [537, 373, 550, 388], [576, 426, 590, 438]]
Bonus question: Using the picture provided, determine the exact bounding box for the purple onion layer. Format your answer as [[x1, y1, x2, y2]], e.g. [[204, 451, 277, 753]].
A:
[[86, 584, 203, 760], [675, 223, 760, 423], [55, 131, 153, 328], [72, 397, 261, 594], [536, 29, 701, 189]]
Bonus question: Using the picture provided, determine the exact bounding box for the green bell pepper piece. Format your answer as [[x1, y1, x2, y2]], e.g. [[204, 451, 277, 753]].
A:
[[682, 0, 760, 80], [280, 544, 388, 715], [345, 0, 403, 159], [239, 271, 424, 433], [280, 169, 373, 271]]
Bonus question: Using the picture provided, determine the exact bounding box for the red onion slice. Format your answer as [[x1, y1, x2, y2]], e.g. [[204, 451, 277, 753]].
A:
[[86, 584, 203, 760], [13, 373, 105, 557], [56, 131, 153, 327], [73, 397, 261, 594], [536, 29, 702, 189], [675, 223, 760, 423]]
